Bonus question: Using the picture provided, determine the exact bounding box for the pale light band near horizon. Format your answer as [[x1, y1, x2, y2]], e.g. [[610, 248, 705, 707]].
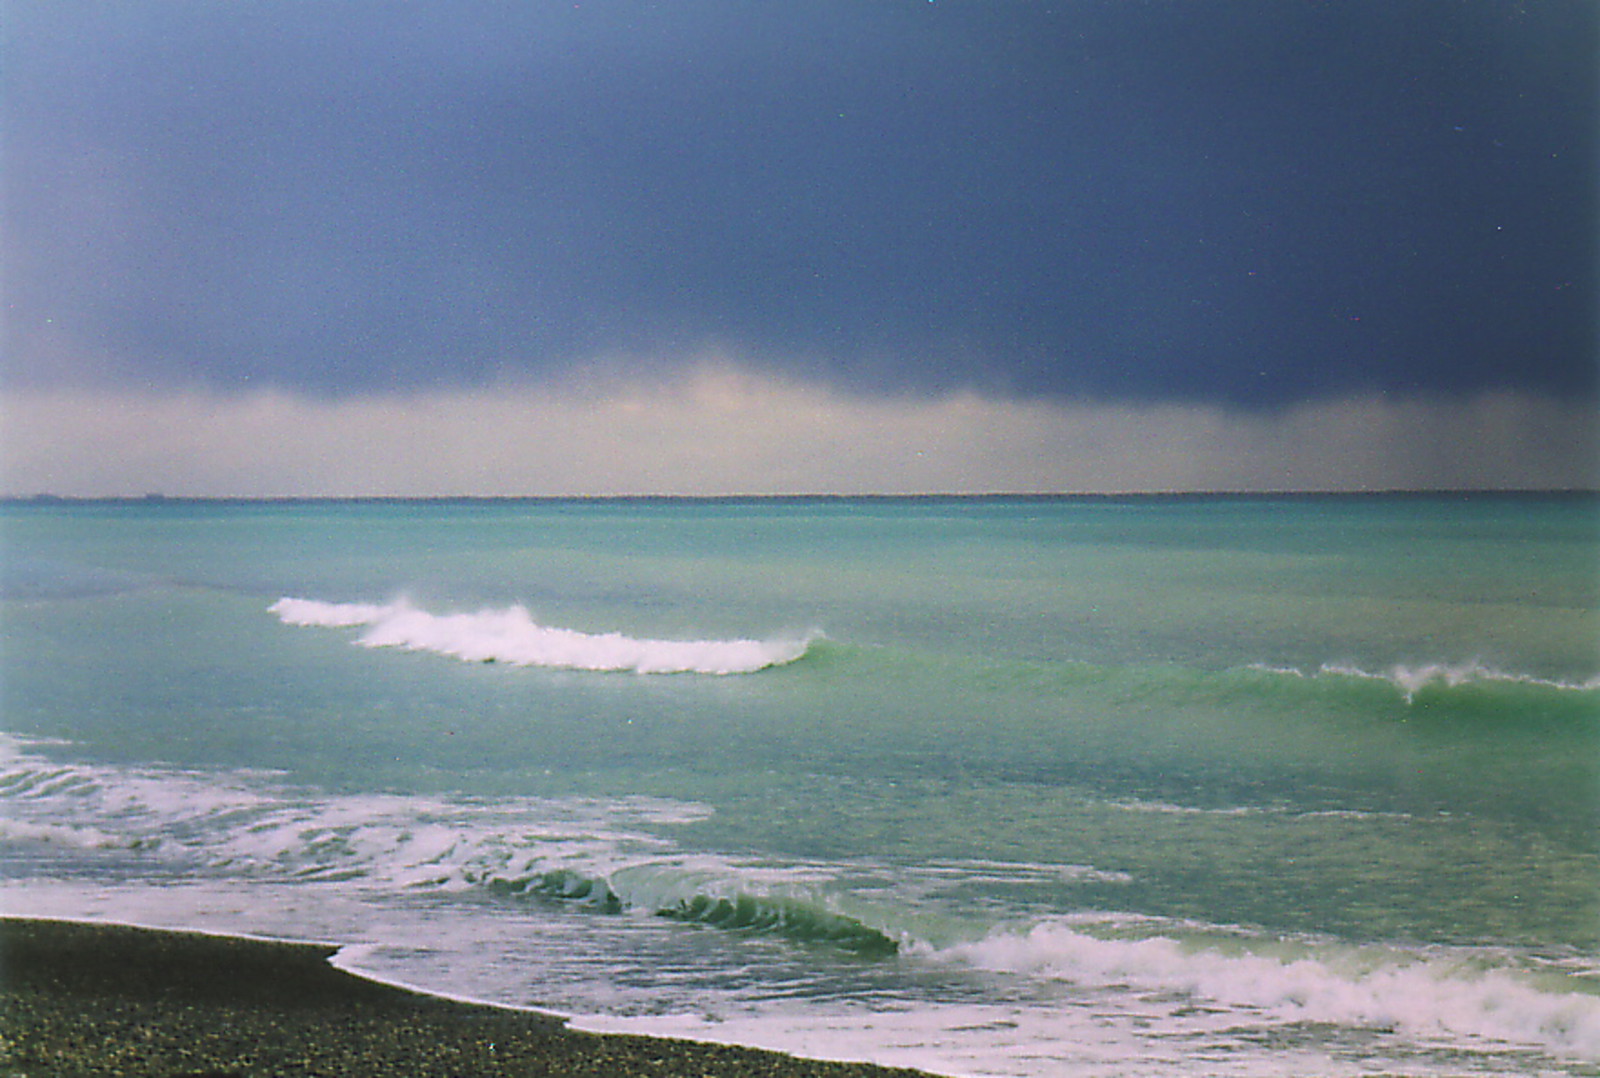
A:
[[3, 366, 1594, 497]]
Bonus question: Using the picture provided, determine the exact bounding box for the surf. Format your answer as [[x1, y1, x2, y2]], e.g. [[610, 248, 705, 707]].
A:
[[269, 597, 818, 675], [0, 735, 896, 957], [485, 868, 899, 956], [924, 916, 1600, 1062], [1248, 660, 1600, 703]]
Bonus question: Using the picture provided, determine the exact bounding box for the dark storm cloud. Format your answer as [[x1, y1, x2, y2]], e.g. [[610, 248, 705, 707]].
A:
[[5, 0, 1596, 404]]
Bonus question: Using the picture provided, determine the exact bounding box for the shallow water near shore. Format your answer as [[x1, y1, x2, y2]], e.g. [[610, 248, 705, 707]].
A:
[[3, 495, 1597, 1076]]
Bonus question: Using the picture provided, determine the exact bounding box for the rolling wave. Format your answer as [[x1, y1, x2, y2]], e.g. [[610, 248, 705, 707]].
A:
[[814, 638, 1598, 722], [269, 597, 818, 675], [7, 734, 1598, 1061], [1245, 660, 1600, 704], [484, 868, 898, 956], [926, 916, 1600, 1061], [0, 736, 892, 956]]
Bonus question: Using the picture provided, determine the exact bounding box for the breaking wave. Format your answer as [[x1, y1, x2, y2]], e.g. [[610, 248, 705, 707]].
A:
[[1247, 660, 1600, 704], [0, 736, 893, 957], [8, 734, 1599, 1062], [269, 597, 818, 675], [485, 869, 898, 956], [925, 917, 1600, 1061]]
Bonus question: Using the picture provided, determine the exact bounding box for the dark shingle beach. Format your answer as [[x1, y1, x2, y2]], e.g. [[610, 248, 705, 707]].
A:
[[0, 918, 934, 1078]]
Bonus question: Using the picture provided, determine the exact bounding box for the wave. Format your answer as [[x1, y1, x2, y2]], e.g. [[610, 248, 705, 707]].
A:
[[484, 869, 897, 956], [827, 637, 1597, 715], [0, 736, 892, 956], [1096, 797, 1428, 823], [925, 916, 1600, 1061], [269, 597, 818, 675], [9, 734, 1599, 1062], [1246, 660, 1600, 704]]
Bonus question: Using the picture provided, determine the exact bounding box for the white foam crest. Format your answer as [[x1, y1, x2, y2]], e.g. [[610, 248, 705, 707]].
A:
[[269, 597, 816, 675], [925, 918, 1600, 1061], [1250, 660, 1600, 703], [1100, 797, 1424, 824], [1327, 661, 1600, 702], [0, 818, 133, 850], [268, 596, 399, 627], [1102, 798, 1263, 817]]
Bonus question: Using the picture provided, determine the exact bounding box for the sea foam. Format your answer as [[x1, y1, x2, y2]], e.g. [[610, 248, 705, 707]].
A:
[[269, 597, 816, 675], [926, 918, 1600, 1061], [0, 734, 890, 955]]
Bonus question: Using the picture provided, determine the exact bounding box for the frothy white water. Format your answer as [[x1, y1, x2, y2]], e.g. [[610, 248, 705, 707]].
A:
[[0, 733, 711, 888], [564, 999, 1379, 1078], [926, 917, 1600, 1062], [0, 734, 892, 952], [269, 597, 816, 674], [7, 733, 1598, 1076]]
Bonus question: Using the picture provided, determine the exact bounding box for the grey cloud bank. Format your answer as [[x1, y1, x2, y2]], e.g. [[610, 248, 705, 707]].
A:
[[6, 1, 1595, 411]]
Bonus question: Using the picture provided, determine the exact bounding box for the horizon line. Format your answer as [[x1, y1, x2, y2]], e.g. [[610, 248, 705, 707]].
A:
[[5, 489, 1596, 505]]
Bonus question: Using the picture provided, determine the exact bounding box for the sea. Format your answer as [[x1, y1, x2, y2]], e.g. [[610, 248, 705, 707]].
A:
[[2, 494, 1596, 1078]]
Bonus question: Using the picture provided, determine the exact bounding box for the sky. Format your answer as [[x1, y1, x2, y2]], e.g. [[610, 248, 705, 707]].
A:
[[3, 0, 1596, 495]]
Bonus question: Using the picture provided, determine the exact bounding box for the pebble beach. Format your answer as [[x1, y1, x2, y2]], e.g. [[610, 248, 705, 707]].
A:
[[0, 918, 934, 1078]]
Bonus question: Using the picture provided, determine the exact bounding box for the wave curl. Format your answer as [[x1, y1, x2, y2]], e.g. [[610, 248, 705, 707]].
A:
[[270, 597, 817, 675]]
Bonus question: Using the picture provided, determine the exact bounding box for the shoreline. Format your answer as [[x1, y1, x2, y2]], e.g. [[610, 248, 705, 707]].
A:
[[0, 916, 936, 1077]]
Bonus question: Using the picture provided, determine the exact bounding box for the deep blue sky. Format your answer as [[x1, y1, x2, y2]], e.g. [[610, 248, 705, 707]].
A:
[[6, 0, 1596, 406]]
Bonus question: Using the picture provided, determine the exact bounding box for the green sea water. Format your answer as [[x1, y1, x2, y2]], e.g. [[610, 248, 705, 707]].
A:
[[3, 495, 1597, 1077]]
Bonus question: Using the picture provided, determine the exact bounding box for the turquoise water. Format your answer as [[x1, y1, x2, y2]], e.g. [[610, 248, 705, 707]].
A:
[[3, 496, 1597, 1076]]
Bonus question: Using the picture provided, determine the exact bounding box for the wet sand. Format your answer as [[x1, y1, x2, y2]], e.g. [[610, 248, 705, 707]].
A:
[[1, 917, 935, 1077]]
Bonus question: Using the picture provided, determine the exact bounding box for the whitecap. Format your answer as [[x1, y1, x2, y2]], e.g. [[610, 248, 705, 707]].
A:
[[269, 597, 817, 675]]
